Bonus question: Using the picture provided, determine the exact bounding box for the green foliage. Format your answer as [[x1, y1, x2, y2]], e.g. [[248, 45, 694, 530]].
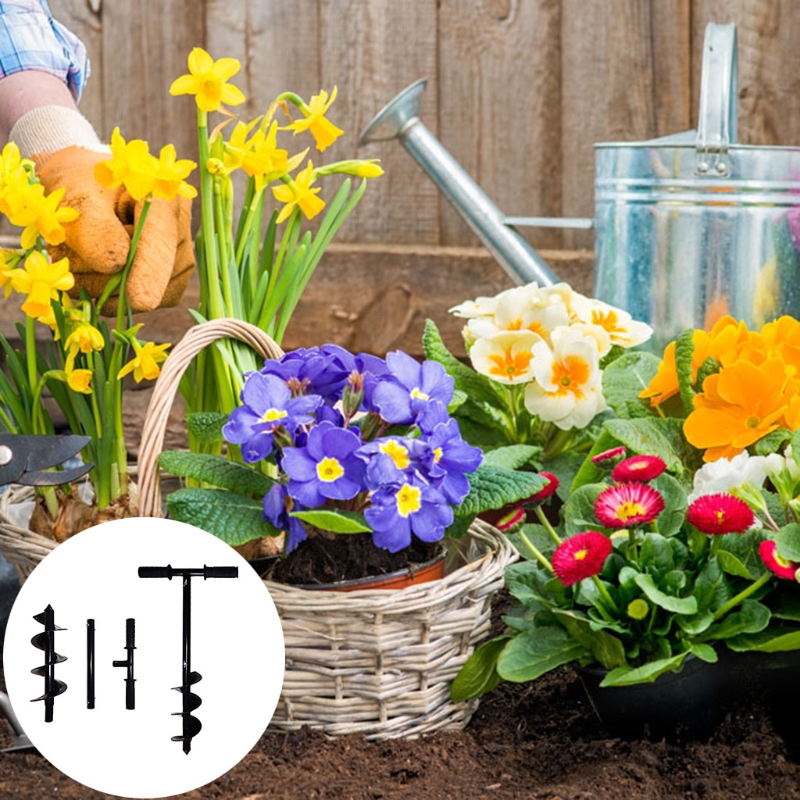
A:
[[458, 465, 547, 516], [290, 509, 371, 534], [185, 412, 228, 446], [601, 351, 662, 419], [158, 451, 276, 497]]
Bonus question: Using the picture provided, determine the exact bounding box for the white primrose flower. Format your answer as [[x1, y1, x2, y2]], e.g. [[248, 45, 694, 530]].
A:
[[469, 330, 542, 385], [565, 321, 612, 357], [523, 327, 607, 430], [536, 282, 580, 315], [449, 285, 529, 319], [570, 296, 653, 348], [688, 451, 782, 504], [467, 289, 570, 341]]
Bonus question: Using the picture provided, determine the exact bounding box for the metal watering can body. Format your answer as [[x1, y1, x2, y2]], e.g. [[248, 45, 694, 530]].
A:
[[359, 23, 800, 352]]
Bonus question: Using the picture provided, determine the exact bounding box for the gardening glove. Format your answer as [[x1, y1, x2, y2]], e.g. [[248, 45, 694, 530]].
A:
[[9, 105, 195, 314]]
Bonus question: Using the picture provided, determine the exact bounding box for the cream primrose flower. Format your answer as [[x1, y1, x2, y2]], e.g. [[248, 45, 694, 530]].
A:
[[524, 327, 606, 430], [467, 286, 570, 342], [571, 295, 653, 348], [536, 282, 581, 317], [687, 451, 781, 505], [469, 330, 541, 385]]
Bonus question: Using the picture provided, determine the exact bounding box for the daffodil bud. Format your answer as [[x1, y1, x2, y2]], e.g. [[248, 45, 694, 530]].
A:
[[206, 157, 225, 175]]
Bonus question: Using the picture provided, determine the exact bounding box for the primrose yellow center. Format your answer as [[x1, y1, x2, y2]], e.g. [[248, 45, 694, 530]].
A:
[[487, 348, 533, 379], [260, 408, 288, 423], [379, 440, 411, 470], [396, 483, 422, 517], [551, 356, 590, 397], [433, 446, 443, 463], [615, 501, 645, 521], [746, 415, 760, 429], [573, 548, 589, 561], [591, 308, 622, 334], [411, 387, 429, 401], [316, 457, 344, 483]]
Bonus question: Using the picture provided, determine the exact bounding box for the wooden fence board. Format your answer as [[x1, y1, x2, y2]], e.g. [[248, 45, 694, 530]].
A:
[[437, 0, 563, 252]]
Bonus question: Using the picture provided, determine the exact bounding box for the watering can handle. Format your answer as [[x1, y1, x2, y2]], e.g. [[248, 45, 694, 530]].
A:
[[696, 22, 738, 175]]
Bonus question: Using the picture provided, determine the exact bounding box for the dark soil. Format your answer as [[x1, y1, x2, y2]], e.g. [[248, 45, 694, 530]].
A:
[[2, 594, 800, 800], [267, 532, 440, 585]]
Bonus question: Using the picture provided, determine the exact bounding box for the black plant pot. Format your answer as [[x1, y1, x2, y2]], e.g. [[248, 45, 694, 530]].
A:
[[579, 656, 731, 742]]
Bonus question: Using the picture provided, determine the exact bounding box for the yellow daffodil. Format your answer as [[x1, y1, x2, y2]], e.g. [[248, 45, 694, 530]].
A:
[[118, 340, 171, 383], [94, 128, 158, 201], [241, 121, 294, 191], [314, 159, 384, 179], [220, 119, 260, 174], [152, 144, 197, 201], [66, 367, 93, 394], [65, 321, 105, 355], [7, 251, 74, 318], [272, 162, 325, 223], [36, 291, 74, 338], [23, 185, 78, 249], [169, 47, 246, 113], [287, 87, 343, 152]]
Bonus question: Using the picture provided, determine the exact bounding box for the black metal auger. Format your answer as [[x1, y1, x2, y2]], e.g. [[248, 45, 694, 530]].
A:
[[138, 565, 238, 753], [112, 618, 136, 709], [30, 605, 67, 722]]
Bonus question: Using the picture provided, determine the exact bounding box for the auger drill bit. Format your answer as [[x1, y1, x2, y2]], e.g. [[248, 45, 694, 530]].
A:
[[138, 565, 238, 754], [87, 619, 95, 709], [112, 618, 136, 709], [31, 605, 67, 722]]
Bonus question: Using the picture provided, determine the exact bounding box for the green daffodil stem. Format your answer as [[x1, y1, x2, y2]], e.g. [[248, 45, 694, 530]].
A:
[[517, 528, 554, 574], [534, 505, 563, 546], [213, 180, 233, 314], [591, 575, 620, 615], [25, 315, 39, 433], [712, 572, 772, 621]]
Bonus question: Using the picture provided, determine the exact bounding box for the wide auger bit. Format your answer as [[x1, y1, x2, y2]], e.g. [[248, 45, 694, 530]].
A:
[[138, 565, 238, 754], [31, 604, 67, 723]]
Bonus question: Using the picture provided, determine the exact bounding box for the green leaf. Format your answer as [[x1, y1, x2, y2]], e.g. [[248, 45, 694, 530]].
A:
[[570, 430, 621, 492], [166, 487, 280, 546], [676, 612, 715, 636], [772, 592, 800, 622], [726, 628, 800, 653], [674, 328, 696, 414], [695, 356, 721, 388], [481, 445, 540, 471], [689, 643, 718, 663], [450, 636, 513, 702], [717, 550, 754, 580], [186, 412, 228, 446], [422, 319, 505, 409], [755, 428, 792, 456], [507, 524, 557, 562], [776, 524, 800, 562], [601, 652, 689, 686], [290, 509, 372, 534], [459, 464, 547, 515], [601, 351, 662, 419], [158, 451, 276, 496], [604, 418, 687, 474], [639, 534, 676, 578], [544, 450, 586, 503], [694, 557, 733, 613], [446, 512, 476, 538], [634, 572, 697, 615], [562, 483, 605, 536], [701, 599, 771, 641], [651, 474, 687, 537], [551, 609, 627, 670], [497, 626, 588, 683]]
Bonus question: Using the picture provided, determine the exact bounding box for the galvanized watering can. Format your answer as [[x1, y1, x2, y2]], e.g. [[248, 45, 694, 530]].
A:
[[359, 23, 800, 351]]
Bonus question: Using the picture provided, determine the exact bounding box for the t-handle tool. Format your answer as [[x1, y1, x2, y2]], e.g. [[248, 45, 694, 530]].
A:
[[138, 565, 238, 753], [112, 618, 136, 709], [31, 604, 67, 722]]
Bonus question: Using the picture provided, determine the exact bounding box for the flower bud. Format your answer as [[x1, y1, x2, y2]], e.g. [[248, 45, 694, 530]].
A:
[[496, 507, 526, 532], [627, 598, 649, 620], [591, 446, 626, 471]]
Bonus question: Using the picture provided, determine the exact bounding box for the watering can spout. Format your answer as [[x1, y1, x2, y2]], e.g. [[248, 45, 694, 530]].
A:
[[358, 79, 561, 287]]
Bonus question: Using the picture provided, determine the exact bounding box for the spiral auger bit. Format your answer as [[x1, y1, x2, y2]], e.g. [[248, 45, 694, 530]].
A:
[[138, 565, 238, 754], [31, 605, 67, 723], [112, 618, 137, 709]]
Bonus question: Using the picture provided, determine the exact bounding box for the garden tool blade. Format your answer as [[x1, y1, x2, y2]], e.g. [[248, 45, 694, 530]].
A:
[[0, 691, 35, 753], [30, 605, 67, 722], [0, 434, 92, 486]]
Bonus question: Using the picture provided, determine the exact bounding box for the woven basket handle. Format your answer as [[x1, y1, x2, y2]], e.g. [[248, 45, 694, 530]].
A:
[[137, 319, 284, 517]]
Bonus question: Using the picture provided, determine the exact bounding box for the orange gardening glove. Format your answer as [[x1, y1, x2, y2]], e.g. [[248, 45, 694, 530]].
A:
[[10, 107, 195, 314]]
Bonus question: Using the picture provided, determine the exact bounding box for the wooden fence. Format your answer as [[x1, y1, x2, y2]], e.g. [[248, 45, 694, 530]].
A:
[[40, 0, 800, 358]]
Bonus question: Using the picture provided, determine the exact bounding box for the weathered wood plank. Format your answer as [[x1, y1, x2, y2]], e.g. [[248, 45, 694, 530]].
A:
[[324, 0, 441, 245], [437, 0, 563, 252]]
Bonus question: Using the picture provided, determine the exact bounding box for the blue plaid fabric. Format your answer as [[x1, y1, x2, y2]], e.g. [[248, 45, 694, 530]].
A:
[[0, 0, 89, 100]]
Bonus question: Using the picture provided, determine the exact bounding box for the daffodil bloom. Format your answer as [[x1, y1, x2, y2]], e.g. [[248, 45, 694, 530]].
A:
[[118, 339, 171, 383], [220, 119, 260, 174], [241, 122, 294, 191], [272, 161, 325, 223], [286, 87, 343, 152], [66, 367, 93, 394], [524, 327, 606, 430], [36, 291, 75, 337], [7, 251, 74, 318], [152, 144, 197, 201], [23, 185, 78, 249], [95, 128, 158, 201], [469, 330, 541, 385], [65, 321, 105, 355], [169, 47, 246, 113]]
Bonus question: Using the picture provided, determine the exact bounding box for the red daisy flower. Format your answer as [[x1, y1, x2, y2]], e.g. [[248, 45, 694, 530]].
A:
[[759, 540, 799, 580], [595, 482, 665, 529], [525, 472, 559, 505], [686, 493, 754, 535], [496, 507, 526, 532], [552, 531, 613, 587], [591, 446, 627, 469], [611, 455, 667, 483]]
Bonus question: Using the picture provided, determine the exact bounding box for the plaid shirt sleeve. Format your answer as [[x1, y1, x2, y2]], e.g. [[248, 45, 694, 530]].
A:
[[0, 0, 89, 101]]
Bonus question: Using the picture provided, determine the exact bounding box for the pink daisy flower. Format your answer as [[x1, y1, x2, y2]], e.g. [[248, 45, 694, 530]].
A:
[[686, 493, 754, 535], [526, 472, 559, 505], [496, 507, 526, 532], [591, 445, 627, 469], [595, 482, 665, 529], [759, 540, 799, 580], [611, 455, 666, 483], [552, 531, 613, 587]]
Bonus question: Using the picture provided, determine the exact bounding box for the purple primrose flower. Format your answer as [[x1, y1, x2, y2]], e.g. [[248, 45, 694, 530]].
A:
[[223, 372, 322, 463], [422, 419, 482, 504], [263, 484, 308, 553], [281, 420, 366, 508]]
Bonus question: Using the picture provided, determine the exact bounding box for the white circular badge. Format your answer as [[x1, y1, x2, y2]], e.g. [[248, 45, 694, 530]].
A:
[[3, 517, 284, 798]]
